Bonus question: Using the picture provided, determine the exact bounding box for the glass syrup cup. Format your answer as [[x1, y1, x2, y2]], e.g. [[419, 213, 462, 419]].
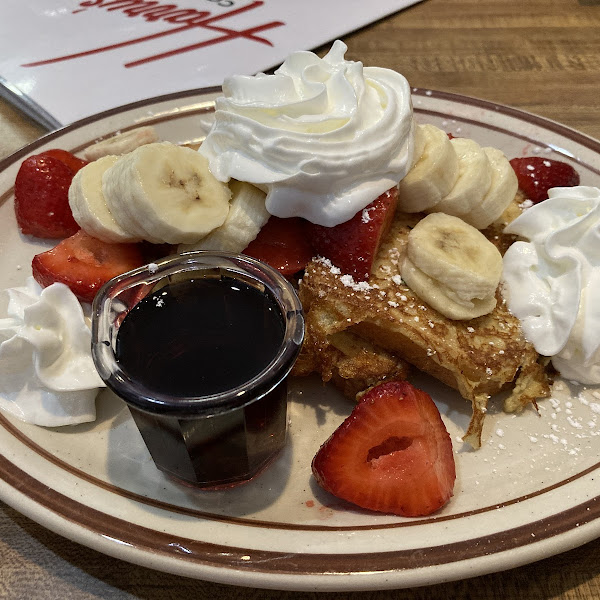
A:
[[91, 251, 304, 488]]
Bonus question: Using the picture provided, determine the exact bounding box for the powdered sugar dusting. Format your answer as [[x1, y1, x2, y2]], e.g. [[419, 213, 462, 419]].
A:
[[361, 206, 375, 223], [518, 199, 534, 210], [340, 274, 375, 292], [315, 256, 342, 276], [446, 377, 600, 506], [314, 257, 380, 292], [483, 382, 600, 467]]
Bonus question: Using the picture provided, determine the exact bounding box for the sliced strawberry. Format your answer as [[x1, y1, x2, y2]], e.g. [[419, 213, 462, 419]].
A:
[[32, 230, 146, 303], [509, 157, 580, 204], [243, 217, 313, 276], [14, 154, 80, 238], [306, 187, 398, 281], [39, 148, 88, 174], [312, 380, 455, 517]]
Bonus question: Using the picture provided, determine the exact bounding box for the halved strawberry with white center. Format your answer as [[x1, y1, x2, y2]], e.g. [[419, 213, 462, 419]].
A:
[[312, 380, 456, 517]]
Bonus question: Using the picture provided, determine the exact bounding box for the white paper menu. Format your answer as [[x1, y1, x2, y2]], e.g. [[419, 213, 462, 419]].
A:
[[0, 0, 422, 129]]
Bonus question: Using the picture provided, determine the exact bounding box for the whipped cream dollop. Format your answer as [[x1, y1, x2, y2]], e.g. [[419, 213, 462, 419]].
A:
[[0, 278, 104, 426], [502, 186, 600, 384], [199, 40, 416, 226]]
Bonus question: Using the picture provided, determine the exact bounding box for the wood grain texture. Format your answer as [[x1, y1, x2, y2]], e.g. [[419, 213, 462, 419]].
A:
[[323, 0, 600, 141], [1, 0, 599, 598]]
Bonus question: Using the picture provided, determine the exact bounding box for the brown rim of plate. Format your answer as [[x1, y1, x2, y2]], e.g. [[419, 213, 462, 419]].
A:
[[1, 411, 599, 531], [0, 452, 598, 575], [1, 88, 600, 574]]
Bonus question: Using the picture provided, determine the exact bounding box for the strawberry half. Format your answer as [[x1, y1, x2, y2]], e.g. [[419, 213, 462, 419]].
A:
[[306, 187, 398, 281], [14, 153, 80, 239], [509, 157, 580, 204], [32, 230, 146, 303], [312, 380, 456, 517]]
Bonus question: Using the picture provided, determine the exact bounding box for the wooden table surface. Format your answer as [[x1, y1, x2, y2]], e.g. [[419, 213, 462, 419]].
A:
[[1, 0, 599, 598]]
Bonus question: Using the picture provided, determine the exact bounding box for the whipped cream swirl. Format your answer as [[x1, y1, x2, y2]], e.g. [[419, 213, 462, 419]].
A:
[[199, 40, 416, 226], [0, 278, 103, 426], [502, 186, 600, 384]]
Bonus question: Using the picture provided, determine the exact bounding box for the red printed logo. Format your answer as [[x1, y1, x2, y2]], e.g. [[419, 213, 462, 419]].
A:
[[23, 0, 285, 68]]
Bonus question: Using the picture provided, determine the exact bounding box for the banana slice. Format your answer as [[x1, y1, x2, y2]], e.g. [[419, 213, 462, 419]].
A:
[[68, 155, 141, 243], [102, 142, 231, 245], [401, 212, 503, 320], [396, 124, 459, 213], [84, 126, 158, 161], [179, 181, 270, 253], [401, 258, 498, 320], [462, 147, 518, 229], [427, 137, 492, 217]]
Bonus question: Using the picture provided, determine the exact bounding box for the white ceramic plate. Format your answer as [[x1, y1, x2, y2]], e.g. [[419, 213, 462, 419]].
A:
[[0, 89, 599, 592]]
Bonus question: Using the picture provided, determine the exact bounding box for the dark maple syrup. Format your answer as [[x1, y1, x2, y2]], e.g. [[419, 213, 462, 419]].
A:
[[115, 276, 285, 398]]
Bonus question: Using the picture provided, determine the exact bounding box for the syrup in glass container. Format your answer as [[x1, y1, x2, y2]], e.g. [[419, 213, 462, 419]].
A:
[[91, 252, 304, 488], [115, 277, 285, 397]]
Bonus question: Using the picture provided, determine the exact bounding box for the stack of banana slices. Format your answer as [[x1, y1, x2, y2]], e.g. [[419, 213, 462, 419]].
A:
[[398, 124, 518, 229], [395, 123, 515, 320], [69, 141, 270, 249]]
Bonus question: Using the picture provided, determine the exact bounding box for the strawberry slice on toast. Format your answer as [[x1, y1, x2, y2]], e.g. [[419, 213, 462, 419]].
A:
[[307, 187, 398, 281], [312, 380, 456, 517]]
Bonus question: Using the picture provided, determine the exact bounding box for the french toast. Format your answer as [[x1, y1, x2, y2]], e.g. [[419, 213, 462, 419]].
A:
[[293, 195, 551, 448], [294, 327, 411, 400]]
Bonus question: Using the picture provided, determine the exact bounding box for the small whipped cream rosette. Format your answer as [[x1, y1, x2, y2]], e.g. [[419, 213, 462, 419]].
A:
[[0, 277, 104, 426], [200, 40, 416, 227], [502, 186, 600, 384]]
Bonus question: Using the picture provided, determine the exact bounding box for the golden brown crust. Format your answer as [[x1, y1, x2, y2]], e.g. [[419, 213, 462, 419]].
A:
[[292, 309, 411, 399], [296, 195, 551, 447]]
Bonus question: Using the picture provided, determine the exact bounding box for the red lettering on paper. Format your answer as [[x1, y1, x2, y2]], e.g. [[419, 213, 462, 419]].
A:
[[23, 1, 284, 68]]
